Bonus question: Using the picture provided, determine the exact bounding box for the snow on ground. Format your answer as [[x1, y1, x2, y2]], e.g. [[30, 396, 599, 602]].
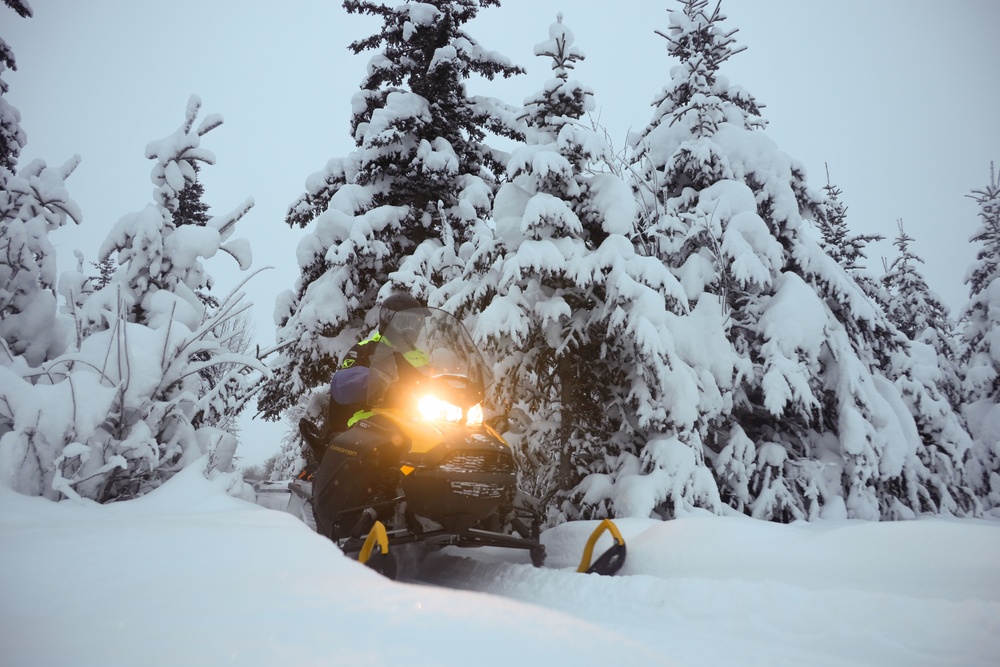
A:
[[423, 517, 1000, 666], [2, 462, 999, 667]]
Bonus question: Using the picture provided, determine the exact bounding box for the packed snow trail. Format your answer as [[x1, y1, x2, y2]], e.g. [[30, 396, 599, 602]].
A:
[[414, 515, 1000, 667]]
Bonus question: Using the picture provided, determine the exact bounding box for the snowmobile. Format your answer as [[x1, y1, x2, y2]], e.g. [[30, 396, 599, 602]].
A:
[[290, 307, 542, 577], [289, 307, 626, 579]]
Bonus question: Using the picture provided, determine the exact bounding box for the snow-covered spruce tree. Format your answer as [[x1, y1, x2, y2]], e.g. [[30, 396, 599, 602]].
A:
[[171, 162, 224, 298], [961, 162, 1000, 510], [266, 396, 313, 481], [0, 95, 266, 502], [258, 0, 523, 420], [0, 156, 81, 372], [91, 96, 254, 333], [435, 14, 723, 522], [130, 152, 251, 431], [0, 0, 31, 171], [624, 0, 975, 521], [813, 177, 971, 516], [814, 165, 885, 305], [0, 155, 81, 464], [882, 219, 962, 406], [879, 220, 974, 515], [0, 1, 80, 374], [173, 162, 211, 228]]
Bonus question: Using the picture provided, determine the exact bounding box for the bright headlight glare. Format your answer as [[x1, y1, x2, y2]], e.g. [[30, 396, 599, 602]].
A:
[[418, 395, 463, 423], [417, 395, 485, 426], [465, 403, 484, 425]]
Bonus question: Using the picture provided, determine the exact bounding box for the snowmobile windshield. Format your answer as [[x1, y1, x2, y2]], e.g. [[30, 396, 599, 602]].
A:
[[366, 307, 492, 409]]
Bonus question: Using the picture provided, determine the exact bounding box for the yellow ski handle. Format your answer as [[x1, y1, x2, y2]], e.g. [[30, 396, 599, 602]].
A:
[[358, 520, 389, 564], [577, 518, 625, 573]]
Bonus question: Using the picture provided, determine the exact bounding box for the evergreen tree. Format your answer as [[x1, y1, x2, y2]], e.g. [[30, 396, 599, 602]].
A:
[[172, 162, 218, 308], [259, 0, 523, 420], [173, 162, 211, 227], [94, 96, 251, 331], [882, 220, 957, 350], [815, 165, 885, 304], [881, 221, 973, 514], [0, 0, 31, 172], [961, 162, 1000, 509], [619, 0, 974, 521], [439, 12, 615, 512], [816, 167, 882, 271], [266, 395, 315, 481], [0, 157, 81, 370], [435, 14, 723, 521], [0, 0, 75, 372], [963, 162, 1000, 405], [881, 218, 962, 411], [91, 256, 116, 291]]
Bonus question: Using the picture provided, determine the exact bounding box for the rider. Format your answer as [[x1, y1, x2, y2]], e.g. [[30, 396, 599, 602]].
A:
[[325, 292, 427, 434], [298, 292, 428, 476]]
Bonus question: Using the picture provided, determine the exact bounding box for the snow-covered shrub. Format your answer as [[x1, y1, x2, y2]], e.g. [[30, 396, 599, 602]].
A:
[[0, 95, 265, 502]]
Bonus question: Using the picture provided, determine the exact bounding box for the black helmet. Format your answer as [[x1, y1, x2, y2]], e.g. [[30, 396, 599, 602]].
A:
[[378, 292, 423, 333]]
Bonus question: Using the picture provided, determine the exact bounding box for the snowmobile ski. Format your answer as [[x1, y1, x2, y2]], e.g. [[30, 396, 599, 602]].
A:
[[358, 520, 396, 578], [577, 519, 627, 576]]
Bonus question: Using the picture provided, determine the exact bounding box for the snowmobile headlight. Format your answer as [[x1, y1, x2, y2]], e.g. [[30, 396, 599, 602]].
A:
[[465, 402, 484, 426], [417, 395, 484, 426], [418, 395, 463, 423]]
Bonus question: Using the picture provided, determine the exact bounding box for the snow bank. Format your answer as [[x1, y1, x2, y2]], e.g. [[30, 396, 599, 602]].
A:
[[0, 469, 671, 667]]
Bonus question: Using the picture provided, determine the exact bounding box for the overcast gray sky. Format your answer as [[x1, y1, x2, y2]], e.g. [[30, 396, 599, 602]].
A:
[[6, 0, 999, 345]]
